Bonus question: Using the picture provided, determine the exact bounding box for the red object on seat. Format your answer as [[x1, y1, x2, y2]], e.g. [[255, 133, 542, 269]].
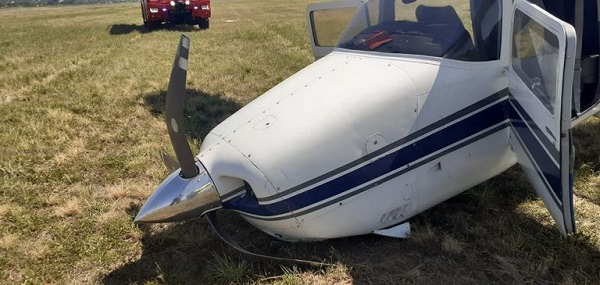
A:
[[366, 31, 392, 50]]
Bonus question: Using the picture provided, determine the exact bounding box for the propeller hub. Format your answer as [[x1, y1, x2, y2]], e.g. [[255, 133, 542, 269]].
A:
[[135, 160, 221, 223]]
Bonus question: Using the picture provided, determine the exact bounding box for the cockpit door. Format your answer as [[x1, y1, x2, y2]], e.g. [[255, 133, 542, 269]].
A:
[[306, 0, 361, 60], [507, 0, 577, 236]]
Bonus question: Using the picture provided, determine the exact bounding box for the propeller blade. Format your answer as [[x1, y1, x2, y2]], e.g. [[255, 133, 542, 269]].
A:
[[165, 34, 198, 178], [159, 150, 180, 172], [135, 36, 222, 223]]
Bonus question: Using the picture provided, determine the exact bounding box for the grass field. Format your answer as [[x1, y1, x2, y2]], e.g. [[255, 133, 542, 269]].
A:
[[1, 1, 600, 284]]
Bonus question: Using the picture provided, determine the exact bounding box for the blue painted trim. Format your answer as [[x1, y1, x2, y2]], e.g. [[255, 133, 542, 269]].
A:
[[238, 122, 509, 221], [224, 92, 511, 219], [508, 96, 560, 163], [257, 90, 508, 203], [508, 99, 563, 206], [220, 185, 246, 201], [223, 89, 570, 221]]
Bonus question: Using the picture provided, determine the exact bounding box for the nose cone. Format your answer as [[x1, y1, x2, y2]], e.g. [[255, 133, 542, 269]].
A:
[[135, 160, 222, 223]]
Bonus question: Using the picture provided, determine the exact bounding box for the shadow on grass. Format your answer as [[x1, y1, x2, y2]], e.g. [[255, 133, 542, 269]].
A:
[[102, 168, 600, 284], [102, 93, 600, 284], [108, 23, 201, 35], [141, 88, 241, 144], [572, 118, 600, 204]]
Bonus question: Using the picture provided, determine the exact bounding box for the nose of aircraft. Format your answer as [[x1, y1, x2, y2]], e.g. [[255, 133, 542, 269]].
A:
[[136, 34, 223, 223], [134, 160, 222, 223]]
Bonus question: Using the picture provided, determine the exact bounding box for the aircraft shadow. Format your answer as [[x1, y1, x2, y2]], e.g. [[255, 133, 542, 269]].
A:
[[101, 167, 600, 284], [101, 91, 600, 284], [108, 23, 201, 35], [141, 88, 241, 144]]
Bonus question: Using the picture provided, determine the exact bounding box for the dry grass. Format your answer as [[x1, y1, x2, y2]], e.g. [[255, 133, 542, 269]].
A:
[[1, 1, 600, 284]]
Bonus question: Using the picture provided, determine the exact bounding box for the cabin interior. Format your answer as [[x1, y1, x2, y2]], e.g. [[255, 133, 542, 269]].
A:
[[333, 0, 600, 117], [545, 0, 600, 114], [509, 0, 600, 116]]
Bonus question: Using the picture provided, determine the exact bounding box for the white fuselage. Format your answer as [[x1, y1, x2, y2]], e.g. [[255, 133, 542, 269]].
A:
[[136, 0, 590, 241], [197, 50, 517, 241]]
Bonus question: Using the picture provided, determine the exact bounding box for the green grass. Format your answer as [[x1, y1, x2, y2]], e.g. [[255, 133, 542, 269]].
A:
[[1, 1, 600, 284]]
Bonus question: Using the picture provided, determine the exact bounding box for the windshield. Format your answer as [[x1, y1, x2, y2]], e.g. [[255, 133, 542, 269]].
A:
[[338, 0, 502, 61]]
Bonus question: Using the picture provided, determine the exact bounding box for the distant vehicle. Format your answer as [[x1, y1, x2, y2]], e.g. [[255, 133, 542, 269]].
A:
[[141, 0, 211, 29]]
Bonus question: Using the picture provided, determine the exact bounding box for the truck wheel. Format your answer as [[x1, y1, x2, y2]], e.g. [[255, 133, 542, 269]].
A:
[[145, 21, 160, 30], [198, 18, 209, 29], [141, 4, 150, 28]]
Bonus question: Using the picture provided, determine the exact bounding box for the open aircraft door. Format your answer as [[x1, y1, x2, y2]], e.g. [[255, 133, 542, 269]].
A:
[[306, 0, 361, 60], [507, 0, 577, 236]]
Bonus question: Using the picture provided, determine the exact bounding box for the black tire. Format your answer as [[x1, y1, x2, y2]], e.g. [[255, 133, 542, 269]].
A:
[[145, 21, 160, 30], [198, 18, 209, 29], [141, 2, 160, 30], [141, 2, 149, 28]]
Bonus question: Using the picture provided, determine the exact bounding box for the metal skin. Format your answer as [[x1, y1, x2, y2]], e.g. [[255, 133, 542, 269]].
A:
[[134, 160, 221, 222], [196, 54, 516, 241], [136, 47, 517, 240], [136, 0, 591, 242]]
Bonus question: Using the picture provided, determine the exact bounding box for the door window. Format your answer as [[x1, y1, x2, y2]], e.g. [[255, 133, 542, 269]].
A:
[[512, 9, 560, 114]]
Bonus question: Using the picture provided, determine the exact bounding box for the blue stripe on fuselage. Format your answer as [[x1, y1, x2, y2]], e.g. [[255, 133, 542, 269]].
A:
[[223, 91, 513, 218], [223, 90, 565, 219], [256, 90, 508, 203]]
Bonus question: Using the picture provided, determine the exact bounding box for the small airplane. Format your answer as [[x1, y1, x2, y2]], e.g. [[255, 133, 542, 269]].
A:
[[135, 0, 600, 254]]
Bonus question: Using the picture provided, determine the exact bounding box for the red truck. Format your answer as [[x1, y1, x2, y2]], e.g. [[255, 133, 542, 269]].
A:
[[141, 0, 211, 29]]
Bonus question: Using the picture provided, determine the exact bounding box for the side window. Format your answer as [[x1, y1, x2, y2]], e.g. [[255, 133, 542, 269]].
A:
[[470, 0, 502, 60], [512, 9, 559, 114], [310, 7, 359, 47], [307, 0, 362, 60]]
